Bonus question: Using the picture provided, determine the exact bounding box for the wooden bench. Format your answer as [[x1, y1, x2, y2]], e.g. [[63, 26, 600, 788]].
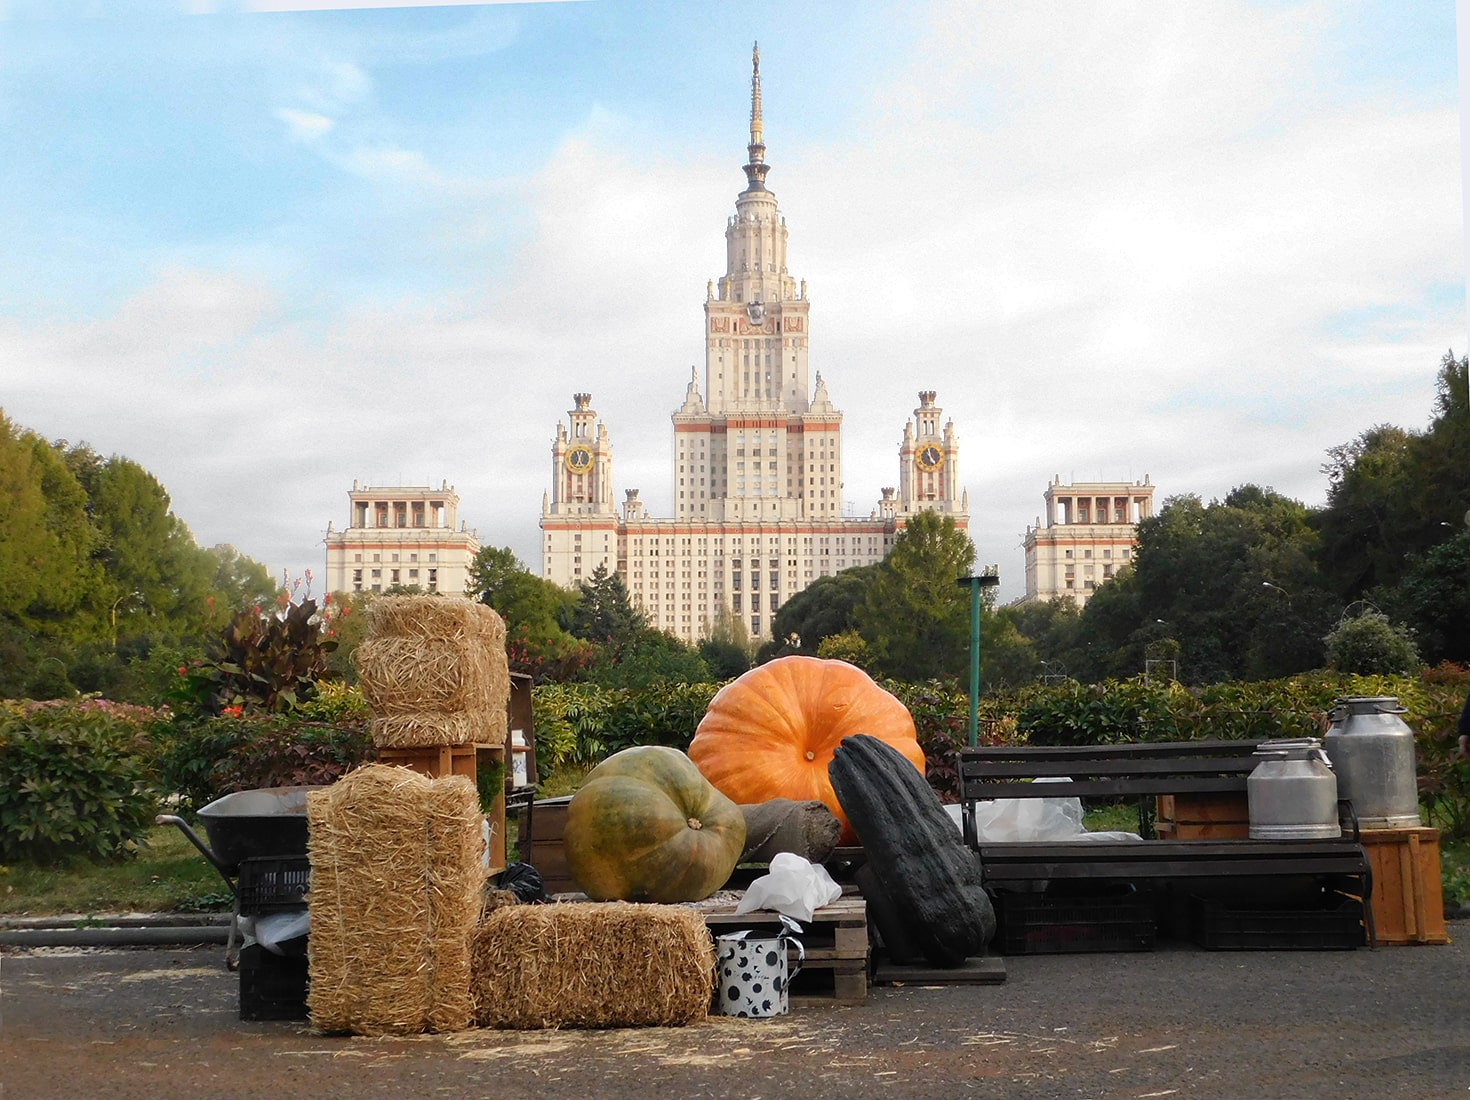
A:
[[959, 740, 1376, 945]]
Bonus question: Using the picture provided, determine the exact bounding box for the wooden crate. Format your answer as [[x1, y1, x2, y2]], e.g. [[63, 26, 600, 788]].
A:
[[1156, 792, 1250, 840], [376, 743, 508, 875], [526, 796, 577, 895], [697, 896, 869, 1005], [1360, 827, 1450, 946]]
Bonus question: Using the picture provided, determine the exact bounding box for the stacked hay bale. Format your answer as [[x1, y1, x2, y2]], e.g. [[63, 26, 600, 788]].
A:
[[307, 764, 485, 1035], [471, 902, 715, 1029], [356, 596, 509, 751]]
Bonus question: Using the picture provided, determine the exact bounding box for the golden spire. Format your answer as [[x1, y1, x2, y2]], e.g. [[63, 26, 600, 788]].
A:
[[743, 42, 770, 192], [750, 42, 763, 148]]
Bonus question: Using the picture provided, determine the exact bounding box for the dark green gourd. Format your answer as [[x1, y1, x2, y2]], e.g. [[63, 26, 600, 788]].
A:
[[829, 734, 996, 966]]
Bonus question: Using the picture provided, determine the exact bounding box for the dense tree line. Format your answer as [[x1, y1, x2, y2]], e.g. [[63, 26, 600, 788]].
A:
[[0, 412, 275, 699], [764, 352, 1468, 688], [8, 351, 1462, 701]]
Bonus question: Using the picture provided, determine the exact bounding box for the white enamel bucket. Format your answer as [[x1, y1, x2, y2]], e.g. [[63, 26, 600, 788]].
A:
[[713, 929, 805, 1017]]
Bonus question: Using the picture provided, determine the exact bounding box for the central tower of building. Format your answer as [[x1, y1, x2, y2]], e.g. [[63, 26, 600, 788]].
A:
[[676, 43, 838, 525], [542, 46, 968, 642]]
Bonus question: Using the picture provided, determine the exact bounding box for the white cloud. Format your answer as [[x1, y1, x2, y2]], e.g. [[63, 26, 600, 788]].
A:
[[276, 107, 333, 143], [0, 4, 1459, 605]]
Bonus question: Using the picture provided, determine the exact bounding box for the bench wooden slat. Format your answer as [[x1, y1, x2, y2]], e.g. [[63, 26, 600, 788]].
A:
[[965, 777, 1249, 801], [978, 840, 1369, 881], [961, 739, 1264, 761], [963, 756, 1258, 776]]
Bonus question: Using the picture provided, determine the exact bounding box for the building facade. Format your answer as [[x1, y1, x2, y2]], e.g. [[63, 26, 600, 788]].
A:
[[541, 47, 967, 643], [325, 481, 481, 596], [1021, 476, 1155, 606]]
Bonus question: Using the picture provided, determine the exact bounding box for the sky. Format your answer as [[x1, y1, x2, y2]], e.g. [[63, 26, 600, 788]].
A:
[[0, 0, 1463, 605]]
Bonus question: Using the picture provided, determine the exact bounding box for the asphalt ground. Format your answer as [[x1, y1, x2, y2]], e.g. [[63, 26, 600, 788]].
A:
[[3, 924, 1468, 1100]]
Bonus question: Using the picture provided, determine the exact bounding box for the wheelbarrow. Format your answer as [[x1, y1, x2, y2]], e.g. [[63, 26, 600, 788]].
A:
[[157, 786, 323, 967]]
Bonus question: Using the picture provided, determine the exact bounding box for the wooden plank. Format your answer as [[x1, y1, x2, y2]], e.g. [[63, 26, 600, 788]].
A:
[[873, 956, 1006, 985]]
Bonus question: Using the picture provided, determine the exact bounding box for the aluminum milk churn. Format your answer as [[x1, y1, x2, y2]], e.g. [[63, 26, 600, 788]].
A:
[[1323, 696, 1421, 829], [1248, 738, 1341, 840]]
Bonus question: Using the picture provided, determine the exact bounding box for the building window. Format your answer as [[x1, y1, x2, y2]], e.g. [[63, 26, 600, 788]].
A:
[[352, 569, 362, 583], [391, 569, 400, 584], [371, 569, 381, 579]]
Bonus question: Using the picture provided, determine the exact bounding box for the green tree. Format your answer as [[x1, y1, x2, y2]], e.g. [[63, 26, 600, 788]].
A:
[[1076, 487, 1335, 683], [204, 544, 276, 618], [767, 565, 876, 656], [587, 628, 711, 690], [568, 564, 646, 646], [698, 605, 752, 680], [468, 546, 577, 635], [466, 546, 589, 682], [853, 511, 976, 681], [1323, 610, 1420, 675]]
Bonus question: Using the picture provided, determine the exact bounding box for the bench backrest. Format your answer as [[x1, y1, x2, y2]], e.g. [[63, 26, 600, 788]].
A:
[[959, 739, 1266, 802]]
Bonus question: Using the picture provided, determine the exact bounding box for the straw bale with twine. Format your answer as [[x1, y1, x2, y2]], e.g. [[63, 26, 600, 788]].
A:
[[356, 596, 510, 748], [307, 764, 486, 1035], [471, 902, 715, 1029]]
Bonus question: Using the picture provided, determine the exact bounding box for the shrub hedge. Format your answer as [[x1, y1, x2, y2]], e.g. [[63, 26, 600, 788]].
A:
[[7, 663, 1469, 866]]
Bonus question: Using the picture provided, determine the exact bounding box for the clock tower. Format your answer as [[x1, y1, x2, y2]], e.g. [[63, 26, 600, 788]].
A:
[[897, 391, 965, 518]]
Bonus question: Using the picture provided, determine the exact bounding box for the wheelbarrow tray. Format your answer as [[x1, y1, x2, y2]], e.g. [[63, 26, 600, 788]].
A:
[[196, 786, 323, 875]]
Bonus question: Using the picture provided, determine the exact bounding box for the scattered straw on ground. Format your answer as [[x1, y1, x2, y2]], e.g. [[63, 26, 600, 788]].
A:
[[471, 902, 715, 1030], [307, 764, 486, 1036]]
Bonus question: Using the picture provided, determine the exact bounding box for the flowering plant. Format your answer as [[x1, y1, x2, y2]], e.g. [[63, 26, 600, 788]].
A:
[[174, 572, 340, 717]]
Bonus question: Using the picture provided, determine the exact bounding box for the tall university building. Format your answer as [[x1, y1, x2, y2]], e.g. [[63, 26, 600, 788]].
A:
[[541, 47, 968, 643]]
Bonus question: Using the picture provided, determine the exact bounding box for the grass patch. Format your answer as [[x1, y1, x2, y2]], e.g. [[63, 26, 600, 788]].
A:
[[0, 826, 232, 917]]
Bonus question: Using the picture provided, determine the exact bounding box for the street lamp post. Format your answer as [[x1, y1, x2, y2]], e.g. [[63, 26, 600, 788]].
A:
[[957, 567, 1001, 748], [111, 590, 142, 650]]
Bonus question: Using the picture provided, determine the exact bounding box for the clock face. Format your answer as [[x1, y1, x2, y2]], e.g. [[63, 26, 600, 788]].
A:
[[917, 444, 944, 471], [565, 446, 593, 473]]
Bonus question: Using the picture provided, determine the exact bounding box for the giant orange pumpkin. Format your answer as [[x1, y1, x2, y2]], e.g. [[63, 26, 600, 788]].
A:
[[688, 656, 926, 844]]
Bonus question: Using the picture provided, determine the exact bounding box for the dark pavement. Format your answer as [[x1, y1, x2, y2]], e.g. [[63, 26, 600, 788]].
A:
[[3, 927, 1469, 1100]]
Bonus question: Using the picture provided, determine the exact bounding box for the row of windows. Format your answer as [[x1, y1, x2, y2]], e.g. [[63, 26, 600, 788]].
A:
[[1061, 548, 1131, 560], [352, 552, 439, 563]]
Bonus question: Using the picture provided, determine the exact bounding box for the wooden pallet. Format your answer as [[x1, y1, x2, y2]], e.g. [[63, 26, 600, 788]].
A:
[[695, 896, 870, 1005]]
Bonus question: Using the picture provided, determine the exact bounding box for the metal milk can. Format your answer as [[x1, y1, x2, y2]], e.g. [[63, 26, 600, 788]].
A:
[[1323, 696, 1421, 829], [1248, 738, 1341, 840]]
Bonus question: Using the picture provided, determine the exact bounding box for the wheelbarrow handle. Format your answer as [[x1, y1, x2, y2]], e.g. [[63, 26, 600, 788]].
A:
[[156, 813, 237, 892]]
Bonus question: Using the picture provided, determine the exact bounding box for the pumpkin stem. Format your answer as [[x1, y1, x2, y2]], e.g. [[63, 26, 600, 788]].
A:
[[687, 817, 703, 830]]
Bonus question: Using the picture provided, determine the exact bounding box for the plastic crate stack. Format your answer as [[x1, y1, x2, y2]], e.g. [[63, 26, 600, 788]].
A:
[[237, 855, 311, 1020]]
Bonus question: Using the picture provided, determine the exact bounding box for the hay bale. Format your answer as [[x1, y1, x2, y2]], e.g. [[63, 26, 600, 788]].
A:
[[357, 636, 493, 715], [307, 764, 486, 1036], [366, 595, 488, 642], [471, 902, 715, 1029], [356, 597, 510, 748], [367, 707, 507, 751]]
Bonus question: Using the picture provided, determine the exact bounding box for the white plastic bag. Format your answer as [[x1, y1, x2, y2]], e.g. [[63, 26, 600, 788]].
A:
[[735, 852, 842, 922], [969, 788, 1085, 842]]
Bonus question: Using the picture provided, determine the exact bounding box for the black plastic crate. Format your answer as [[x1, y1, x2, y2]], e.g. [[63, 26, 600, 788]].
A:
[[239, 944, 309, 1021], [237, 856, 310, 915], [1189, 891, 1365, 951], [992, 888, 1156, 955]]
